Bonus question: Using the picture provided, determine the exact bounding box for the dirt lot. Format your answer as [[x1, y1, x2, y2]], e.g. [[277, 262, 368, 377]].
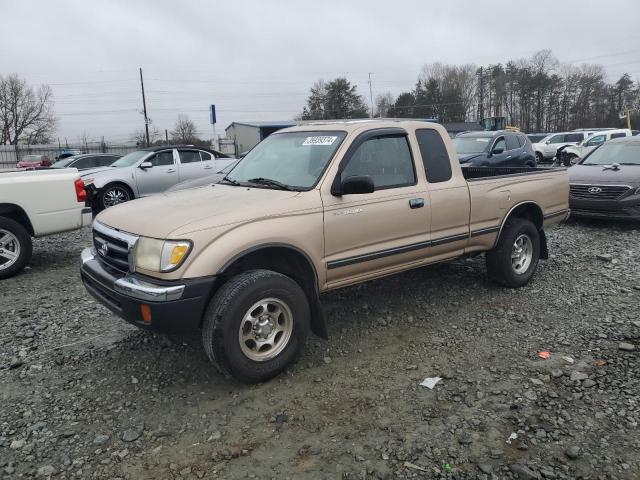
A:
[[1, 220, 639, 479]]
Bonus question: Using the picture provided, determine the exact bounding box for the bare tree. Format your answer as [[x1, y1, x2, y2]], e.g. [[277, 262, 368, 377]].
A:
[[375, 92, 395, 117], [0, 74, 56, 146], [170, 115, 199, 143], [131, 127, 160, 146]]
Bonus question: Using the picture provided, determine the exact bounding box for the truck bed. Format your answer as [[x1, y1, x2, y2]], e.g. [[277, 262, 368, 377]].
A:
[[461, 166, 565, 181]]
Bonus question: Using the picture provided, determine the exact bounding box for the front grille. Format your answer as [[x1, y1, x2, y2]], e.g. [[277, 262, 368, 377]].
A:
[[569, 184, 631, 200], [92, 224, 137, 273]]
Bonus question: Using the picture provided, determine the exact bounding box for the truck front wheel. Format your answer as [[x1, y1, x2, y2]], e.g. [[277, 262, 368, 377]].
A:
[[202, 269, 310, 383], [486, 218, 540, 288], [0, 217, 33, 280]]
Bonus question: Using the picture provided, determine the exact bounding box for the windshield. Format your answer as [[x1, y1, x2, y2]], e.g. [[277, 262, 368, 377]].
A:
[[225, 131, 346, 189], [581, 143, 640, 166], [110, 150, 149, 167], [52, 157, 76, 168], [452, 136, 491, 155]]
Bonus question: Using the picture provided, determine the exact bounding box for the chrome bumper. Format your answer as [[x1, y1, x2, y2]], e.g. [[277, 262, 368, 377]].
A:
[[81, 248, 185, 302]]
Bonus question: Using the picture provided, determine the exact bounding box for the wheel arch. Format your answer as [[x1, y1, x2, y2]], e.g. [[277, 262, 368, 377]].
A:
[[0, 203, 34, 236], [217, 243, 327, 339], [494, 201, 548, 259], [101, 181, 135, 197]]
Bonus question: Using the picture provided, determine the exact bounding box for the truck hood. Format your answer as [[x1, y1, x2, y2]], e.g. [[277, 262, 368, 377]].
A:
[[568, 164, 640, 186], [96, 184, 310, 238]]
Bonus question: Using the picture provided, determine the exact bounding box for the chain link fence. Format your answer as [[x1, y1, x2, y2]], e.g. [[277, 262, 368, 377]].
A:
[[0, 144, 140, 167]]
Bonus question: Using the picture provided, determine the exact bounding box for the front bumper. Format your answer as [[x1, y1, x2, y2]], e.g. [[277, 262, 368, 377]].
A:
[[80, 248, 217, 333], [569, 196, 640, 221]]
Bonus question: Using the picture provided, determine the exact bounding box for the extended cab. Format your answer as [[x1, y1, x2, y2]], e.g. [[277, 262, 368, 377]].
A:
[[79, 120, 569, 383], [1, 168, 92, 279]]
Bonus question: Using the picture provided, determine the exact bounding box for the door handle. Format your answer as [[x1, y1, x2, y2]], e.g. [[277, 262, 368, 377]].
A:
[[409, 198, 425, 209], [203, 165, 213, 170], [167, 168, 176, 173]]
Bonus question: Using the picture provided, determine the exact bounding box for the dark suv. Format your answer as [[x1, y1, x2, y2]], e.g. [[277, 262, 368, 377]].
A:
[[452, 131, 536, 167]]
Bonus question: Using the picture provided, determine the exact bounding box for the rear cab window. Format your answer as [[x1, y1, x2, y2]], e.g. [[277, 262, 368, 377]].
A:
[[415, 129, 452, 183]]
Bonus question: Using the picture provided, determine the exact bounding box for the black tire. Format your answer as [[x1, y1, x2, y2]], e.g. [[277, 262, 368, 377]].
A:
[[99, 183, 133, 210], [0, 217, 33, 280], [202, 269, 310, 383], [535, 152, 544, 164], [525, 159, 536, 168], [486, 217, 540, 288]]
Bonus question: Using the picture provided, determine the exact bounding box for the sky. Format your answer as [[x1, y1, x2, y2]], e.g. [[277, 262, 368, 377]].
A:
[[1, 0, 640, 144]]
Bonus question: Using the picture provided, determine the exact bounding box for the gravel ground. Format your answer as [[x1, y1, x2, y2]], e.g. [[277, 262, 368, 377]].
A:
[[0, 219, 638, 479]]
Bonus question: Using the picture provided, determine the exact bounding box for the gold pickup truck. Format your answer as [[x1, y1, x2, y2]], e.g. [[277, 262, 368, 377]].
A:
[[80, 120, 569, 383]]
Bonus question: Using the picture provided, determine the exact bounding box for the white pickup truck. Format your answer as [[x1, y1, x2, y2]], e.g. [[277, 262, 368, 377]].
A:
[[0, 168, 93, 279]]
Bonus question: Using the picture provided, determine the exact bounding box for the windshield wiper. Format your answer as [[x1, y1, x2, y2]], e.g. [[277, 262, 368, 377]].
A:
[[247, 177, 297, 191], [220, 176, 241, 186]]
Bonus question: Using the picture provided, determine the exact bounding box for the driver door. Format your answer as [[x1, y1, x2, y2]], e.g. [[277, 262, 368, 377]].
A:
[[322, 131, 431, 285], [134, 149, 178, 196]]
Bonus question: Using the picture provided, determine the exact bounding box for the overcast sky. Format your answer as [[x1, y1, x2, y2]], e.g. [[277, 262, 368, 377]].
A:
[[2, 0, 639, 143]]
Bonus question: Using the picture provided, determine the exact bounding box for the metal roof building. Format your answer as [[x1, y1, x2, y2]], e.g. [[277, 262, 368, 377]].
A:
[[224, 121, 296, 156]]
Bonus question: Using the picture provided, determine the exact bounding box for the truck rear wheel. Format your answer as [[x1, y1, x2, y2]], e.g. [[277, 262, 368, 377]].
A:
[[202, 269, 310, 383], [0, 217, 33, 280], [486, 218, 540, 288]]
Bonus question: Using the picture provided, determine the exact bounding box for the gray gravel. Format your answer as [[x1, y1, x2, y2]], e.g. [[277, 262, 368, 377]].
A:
[[1, 219, 639, 479]]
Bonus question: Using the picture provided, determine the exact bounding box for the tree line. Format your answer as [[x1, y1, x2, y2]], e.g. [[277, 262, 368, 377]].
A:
[[301, 50, 640, 133]]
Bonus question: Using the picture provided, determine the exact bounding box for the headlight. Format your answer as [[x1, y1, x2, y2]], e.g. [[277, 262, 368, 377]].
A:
[[134, 237, 192, 272], [635, 186, 640, 195]]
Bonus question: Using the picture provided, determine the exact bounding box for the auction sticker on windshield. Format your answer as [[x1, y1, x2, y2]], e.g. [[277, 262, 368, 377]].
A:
[[302, 136, 338, 146]]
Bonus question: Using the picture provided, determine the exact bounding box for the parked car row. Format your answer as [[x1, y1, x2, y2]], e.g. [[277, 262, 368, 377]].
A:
[[80, 145, 235, 210]]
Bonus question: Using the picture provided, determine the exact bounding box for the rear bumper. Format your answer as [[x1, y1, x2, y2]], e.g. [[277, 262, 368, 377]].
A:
[[569, 196, 640, 221], [80, 248, 217, 333]]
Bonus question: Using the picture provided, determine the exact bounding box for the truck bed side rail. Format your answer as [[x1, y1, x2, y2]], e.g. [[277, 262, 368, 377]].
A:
[[462, 166, 565, 181]]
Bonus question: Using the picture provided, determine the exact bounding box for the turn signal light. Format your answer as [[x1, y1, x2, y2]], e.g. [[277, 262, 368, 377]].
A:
[[140, 304, 152, 324], [170, 245, 189, 265]]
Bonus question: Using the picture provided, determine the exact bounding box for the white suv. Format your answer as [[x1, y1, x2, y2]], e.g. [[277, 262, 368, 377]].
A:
[[561, 129, 632, 162], [532, 131, 595, 163]]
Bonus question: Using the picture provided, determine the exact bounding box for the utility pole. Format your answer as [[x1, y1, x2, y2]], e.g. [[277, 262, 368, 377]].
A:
[[139, 68, 150, 147], [477, 67, 484, 121], [165, 129, 169, 144], [368, 72, 374, 118]]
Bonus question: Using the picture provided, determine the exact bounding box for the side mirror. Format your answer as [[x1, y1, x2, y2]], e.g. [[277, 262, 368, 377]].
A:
[[491, 147, 505, 155], [340, 175, 375, 195], [139, 161, 153, 169], [545, 140, 551, 145]]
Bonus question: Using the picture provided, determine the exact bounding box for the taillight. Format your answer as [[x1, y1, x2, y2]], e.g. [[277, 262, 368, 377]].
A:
[[75, 178, 87, 203]]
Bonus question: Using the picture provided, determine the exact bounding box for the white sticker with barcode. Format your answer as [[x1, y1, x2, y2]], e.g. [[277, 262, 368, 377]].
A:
[[302, 136, 337, 146]]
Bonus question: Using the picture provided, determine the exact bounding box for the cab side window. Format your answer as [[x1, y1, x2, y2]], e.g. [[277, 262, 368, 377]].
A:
[[585, 135, 606, 147], [610, 132, 627, 139], [178, 150, 201, 164], [505, 134, 520, 151], [565, 133, 584, 142], [150, 151, 174, 166], [492, 137, 506, 153], [341, 135, 415, 189], [548, 134, 566, 144]]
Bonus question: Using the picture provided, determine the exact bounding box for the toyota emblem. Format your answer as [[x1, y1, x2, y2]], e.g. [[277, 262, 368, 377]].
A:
[[588, 186, 602, 194]]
